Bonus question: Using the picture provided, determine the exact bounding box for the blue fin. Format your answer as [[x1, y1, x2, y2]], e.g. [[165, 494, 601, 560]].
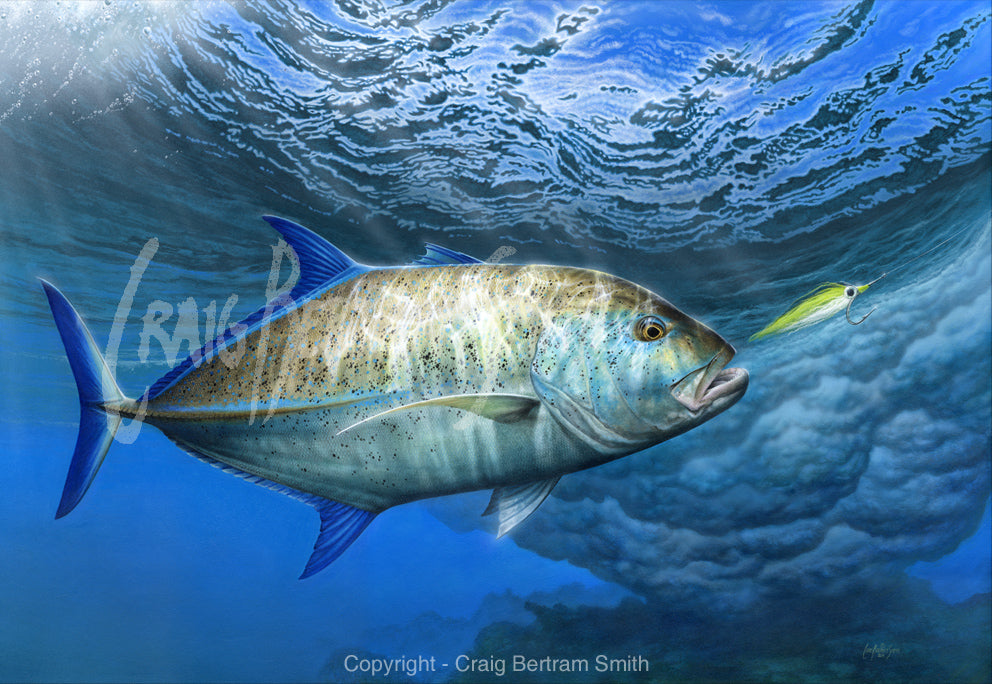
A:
[[40, 279, 127, 518], [412, 243, 483, 266], [301, 500, 376, 578], [145, 217, 368, 401], [262, 215, 361, 301], [172, 441, 376, 578]]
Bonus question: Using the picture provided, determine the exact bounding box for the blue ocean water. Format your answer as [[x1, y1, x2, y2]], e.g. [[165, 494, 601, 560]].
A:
[[1, 1, 989, 682]]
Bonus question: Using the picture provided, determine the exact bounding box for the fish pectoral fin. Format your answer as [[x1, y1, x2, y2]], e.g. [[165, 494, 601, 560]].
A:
[[300, 499, 377, 579], [429, 394, 540, 422], [335, 394, 540, 436], [483, 477, 560, 537]]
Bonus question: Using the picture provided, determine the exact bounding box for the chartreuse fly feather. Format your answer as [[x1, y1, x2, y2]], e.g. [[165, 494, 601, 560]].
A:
[[749, 281, 874, 342], [749, 228, 966, 343]]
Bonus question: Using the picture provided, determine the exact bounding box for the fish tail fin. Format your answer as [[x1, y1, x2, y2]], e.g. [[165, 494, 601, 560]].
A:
[[40, 279, 127, 519]]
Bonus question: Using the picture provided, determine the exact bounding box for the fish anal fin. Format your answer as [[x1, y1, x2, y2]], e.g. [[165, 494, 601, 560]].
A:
[[169, 440, 375, 577], [483, 477, 560, 537], [336, 394, 539, 436], [300, 500, 377, 579]]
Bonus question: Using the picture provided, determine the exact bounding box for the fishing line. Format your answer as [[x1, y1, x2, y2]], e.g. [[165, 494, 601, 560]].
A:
[[858, 224, 971, 287]]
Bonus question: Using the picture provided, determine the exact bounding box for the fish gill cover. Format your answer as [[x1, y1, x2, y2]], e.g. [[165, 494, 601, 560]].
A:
[[0, 1, 989, 682]]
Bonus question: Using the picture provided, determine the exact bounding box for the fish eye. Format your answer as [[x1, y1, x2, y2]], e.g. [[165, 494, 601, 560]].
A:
[[845, 286, 857, 298], [633, 315, 667, 342]]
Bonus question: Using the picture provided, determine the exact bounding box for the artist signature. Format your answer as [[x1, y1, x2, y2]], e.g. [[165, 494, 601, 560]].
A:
[[863, 643, 900, 660]]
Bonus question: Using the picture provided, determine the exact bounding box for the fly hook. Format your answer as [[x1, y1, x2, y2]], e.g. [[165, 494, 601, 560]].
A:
[[845, 295, 875, 325], [844, 277, 881, 325]]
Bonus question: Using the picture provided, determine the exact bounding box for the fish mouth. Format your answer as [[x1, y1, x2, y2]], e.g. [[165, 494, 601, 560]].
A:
[[670, 346, 749, 414]]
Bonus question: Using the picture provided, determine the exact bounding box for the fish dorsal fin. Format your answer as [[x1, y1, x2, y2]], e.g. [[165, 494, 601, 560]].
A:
[[484, 477, 560, 537], [262, 216, 361, 299], [335, 393, 540, 436], [411, 243, 484, 266], [301, 500, 377, 579]]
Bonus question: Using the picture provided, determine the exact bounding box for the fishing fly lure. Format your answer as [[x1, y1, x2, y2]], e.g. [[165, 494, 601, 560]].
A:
[[750, 229, 966, 342], [749, 279, 878, 341]]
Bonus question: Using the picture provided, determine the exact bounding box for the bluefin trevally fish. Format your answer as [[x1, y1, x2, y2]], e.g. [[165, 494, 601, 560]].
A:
[[41, 217, 749, 578]]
